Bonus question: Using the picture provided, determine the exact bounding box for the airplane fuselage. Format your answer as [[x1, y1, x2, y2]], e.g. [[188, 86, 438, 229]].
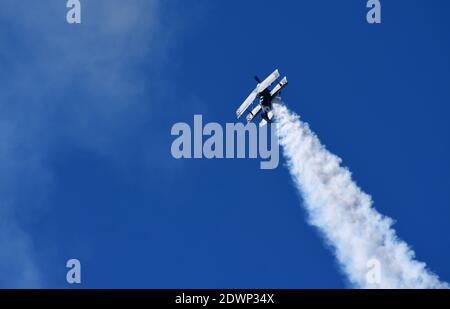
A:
[[259, 89, 273, 121], [259, 89, 272, 107]]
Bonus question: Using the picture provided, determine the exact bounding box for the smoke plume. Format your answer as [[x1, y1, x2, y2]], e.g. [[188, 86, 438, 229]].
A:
[[273, 101, 448, 288]]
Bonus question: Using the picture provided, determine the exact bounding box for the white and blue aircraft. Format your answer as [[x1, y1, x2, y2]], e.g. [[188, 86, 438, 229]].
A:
[[236, 69, 288, 127]]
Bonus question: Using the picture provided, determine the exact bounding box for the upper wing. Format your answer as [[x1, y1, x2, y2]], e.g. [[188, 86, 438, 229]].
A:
[[236, 69, 280, 119], [257, 69, 280, 94], [236, 89, 258, 119]]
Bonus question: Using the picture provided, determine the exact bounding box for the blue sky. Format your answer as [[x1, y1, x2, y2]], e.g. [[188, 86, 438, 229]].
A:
[[0, 0, 449, 288]]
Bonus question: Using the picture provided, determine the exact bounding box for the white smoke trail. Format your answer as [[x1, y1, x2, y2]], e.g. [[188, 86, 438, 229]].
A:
[[273, 102, 448, 288]]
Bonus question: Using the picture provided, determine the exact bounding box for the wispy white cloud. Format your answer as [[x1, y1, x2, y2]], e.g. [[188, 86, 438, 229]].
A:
[[0, 0, 171, 287]]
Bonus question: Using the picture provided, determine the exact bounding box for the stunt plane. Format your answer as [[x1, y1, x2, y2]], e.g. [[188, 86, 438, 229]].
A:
[[236, 69, 288, 127]]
